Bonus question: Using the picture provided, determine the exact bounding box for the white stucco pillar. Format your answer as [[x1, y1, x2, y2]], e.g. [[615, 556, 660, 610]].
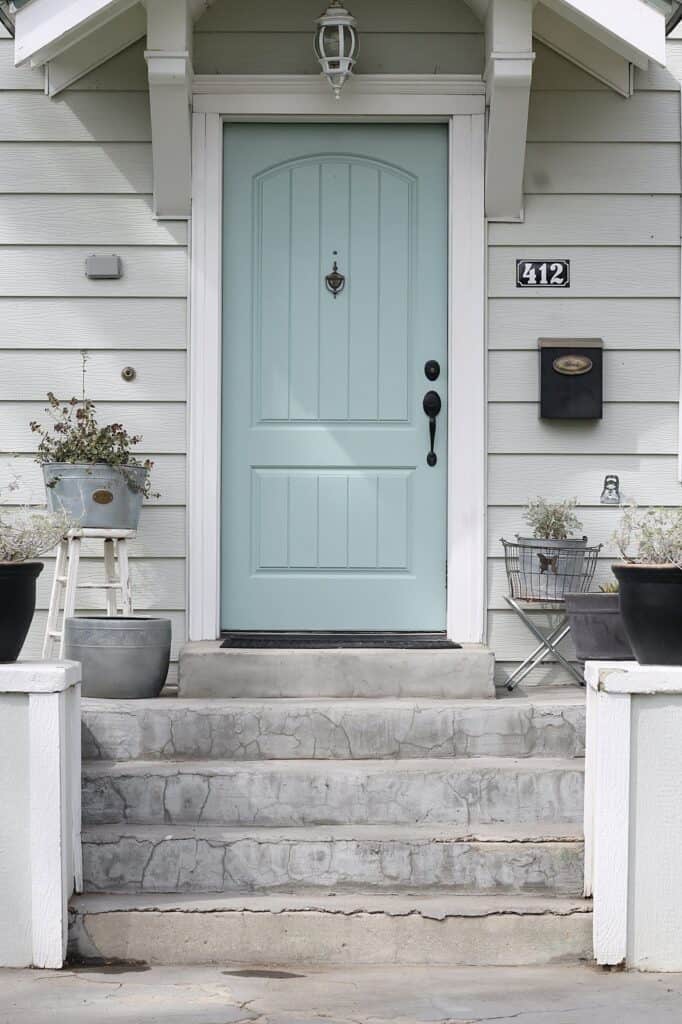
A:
[[0, 661, 82, 969], [585, 661, 682, 971]]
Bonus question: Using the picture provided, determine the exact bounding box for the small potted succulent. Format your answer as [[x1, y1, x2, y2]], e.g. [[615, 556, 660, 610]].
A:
[[565, 579, 633, 663], [30, 392, 155, 531], [515, 497, 589, 600], [612, 506, 682, 665], [0, 489, 72, 661]]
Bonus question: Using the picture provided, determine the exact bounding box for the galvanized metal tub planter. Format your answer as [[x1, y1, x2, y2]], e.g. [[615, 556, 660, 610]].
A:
[[64, 616, 171, 698], [502, 536, 597, 602], [565, 591, 633, 662], [43, 464, 148, 531], [0, 561, 43, 662]]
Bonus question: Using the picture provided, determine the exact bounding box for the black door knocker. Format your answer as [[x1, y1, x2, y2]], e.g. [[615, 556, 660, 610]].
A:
[[325, 252, 346, 298]]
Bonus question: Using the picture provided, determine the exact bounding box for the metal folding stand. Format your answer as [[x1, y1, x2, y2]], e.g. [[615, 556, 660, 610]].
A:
[[503, 594, 585, 690]]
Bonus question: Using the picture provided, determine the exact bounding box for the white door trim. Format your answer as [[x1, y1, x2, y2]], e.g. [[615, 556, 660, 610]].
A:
[[189, 77, 487, 644]]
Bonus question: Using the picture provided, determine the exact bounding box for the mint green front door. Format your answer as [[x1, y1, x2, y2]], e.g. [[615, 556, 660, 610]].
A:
[[221, 123, 448, 631]]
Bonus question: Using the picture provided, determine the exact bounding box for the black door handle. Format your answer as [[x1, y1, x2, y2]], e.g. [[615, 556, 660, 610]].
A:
[[423, 390, 442, 467]]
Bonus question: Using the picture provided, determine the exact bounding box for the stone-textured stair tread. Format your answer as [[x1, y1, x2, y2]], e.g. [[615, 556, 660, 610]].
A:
[[81, 821, 585, 895], [82, 756, 584, 828], [82, 693, 585, 761], [71, 890, 591, 917], [82, 822, 584, 843]]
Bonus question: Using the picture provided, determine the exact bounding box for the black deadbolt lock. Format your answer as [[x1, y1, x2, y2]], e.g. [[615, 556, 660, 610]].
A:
[[424, 360, 440, 382]]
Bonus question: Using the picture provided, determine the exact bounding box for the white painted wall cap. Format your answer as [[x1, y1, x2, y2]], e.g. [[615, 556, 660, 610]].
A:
[[586, 660, 682, 694], [0, 660, 81, 693]]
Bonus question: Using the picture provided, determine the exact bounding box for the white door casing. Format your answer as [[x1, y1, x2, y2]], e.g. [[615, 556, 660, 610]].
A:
[[188, 76, 486, 644]]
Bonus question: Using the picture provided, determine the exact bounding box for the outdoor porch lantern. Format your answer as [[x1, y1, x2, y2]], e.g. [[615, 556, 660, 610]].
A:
[[314, 0, 358, 100]]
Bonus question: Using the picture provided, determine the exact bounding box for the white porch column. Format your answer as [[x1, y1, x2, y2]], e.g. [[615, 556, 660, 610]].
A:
[[0, 661, 82, 969], [483, 0, 535, 221], [145, 0, 193, 218], [585, 661, 682, 970]]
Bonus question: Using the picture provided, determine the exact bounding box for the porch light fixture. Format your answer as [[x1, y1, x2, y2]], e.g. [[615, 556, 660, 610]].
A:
[[314, 0, 358, 100]]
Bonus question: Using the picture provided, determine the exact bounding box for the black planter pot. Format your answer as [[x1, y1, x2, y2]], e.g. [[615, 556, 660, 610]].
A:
[[612, 563, 682, 665], [0, 561, 43, 662], [565, 591, 634, 662]]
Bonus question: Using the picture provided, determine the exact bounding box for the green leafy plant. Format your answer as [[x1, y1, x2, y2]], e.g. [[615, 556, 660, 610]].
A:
[[524, 497, 582, 541], [614, 506, 682, 567], [28, 351, 156, 498], [29, 395, 156, 499]]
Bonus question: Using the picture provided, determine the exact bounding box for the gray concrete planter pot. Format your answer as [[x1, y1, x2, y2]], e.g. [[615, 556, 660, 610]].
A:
[[64, 616, 171, 698], [565, 591, 634, 662], [43, 464, 148, 530]]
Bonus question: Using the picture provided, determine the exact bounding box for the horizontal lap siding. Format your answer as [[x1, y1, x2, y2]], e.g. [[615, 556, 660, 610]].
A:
[[0, 40, 188, 668], [490, 42, 682, 684], [193, 0, 484, 75]]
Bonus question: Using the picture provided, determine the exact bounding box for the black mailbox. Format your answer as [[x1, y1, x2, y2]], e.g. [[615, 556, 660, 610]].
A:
[[539, 338, 603, 420]]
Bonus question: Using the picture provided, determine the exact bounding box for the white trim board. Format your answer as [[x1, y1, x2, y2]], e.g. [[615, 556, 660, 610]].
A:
[[192, 76, 486, 117], [188, 79, 487, 644]]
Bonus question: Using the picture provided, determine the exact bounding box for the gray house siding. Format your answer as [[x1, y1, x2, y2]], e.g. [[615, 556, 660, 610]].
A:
[[0, 4, 680, 685], [489, 44, 682, 684], [193, 0, 484, 76], [0, 28, 187, 680]]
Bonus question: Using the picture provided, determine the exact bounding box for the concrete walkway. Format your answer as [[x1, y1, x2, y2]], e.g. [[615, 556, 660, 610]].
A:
[[2, 964, 682, 1023]]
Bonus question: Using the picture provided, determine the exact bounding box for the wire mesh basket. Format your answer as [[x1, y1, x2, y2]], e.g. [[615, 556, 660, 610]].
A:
[[501, 537, 602, 603]]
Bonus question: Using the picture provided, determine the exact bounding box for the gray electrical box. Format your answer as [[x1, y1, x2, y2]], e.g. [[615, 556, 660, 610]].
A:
[[85, 254, 122, 280]]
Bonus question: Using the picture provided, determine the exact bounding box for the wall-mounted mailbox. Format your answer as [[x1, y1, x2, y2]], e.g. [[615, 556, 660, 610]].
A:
[[539, 338, 603, 420]]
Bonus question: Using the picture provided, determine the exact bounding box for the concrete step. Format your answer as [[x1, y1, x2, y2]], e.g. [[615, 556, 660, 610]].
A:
[[81, 690, 585, 762], [82, 757, 584, 827], [68, 891, 593, 966], [178, 642, 495, 699], [81, 822, 584, 896]]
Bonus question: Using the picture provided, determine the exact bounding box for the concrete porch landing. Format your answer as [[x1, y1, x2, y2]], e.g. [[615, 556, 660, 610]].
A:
[[178, 641, 495, 699]]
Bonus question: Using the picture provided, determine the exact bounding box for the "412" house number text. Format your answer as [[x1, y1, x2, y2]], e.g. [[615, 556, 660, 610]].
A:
[[516, 259, 570, 288]]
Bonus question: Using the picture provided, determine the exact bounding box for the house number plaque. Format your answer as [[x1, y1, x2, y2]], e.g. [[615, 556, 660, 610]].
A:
[[516, 259, 570, 288]]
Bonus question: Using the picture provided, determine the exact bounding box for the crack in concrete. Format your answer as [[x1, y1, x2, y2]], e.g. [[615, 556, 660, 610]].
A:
[[79, 903, 590, 920]]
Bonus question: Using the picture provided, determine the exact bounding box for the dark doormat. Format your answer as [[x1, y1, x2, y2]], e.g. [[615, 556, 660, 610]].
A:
[[220, 632, 461, 650]]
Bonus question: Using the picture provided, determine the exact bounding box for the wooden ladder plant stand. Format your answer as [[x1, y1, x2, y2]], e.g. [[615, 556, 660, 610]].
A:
[[42, 528, 135, 660]]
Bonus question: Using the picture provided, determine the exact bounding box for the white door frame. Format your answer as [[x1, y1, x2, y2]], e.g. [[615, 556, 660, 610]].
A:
[[188, 75, 487, 644]]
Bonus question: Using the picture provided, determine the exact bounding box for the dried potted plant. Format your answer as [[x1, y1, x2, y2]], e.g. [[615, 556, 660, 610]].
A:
[[0, 486, 72, 661], [30, 391, 155, 532], [612, 506, 682, 664], [565, 578, 633, 663], [515, 497, 589, 600]]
